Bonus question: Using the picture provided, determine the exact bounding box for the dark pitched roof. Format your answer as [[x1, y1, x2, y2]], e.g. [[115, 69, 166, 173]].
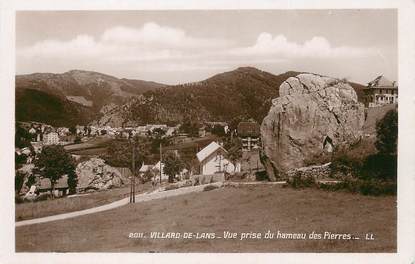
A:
[[237, 121, 260, 137]]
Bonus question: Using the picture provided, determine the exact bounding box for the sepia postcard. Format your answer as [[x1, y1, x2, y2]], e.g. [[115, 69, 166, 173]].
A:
[[1, 1, 414, 264]]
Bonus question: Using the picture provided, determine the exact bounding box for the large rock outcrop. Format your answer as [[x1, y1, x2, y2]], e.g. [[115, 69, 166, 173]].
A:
[[76, 158, 124, 192], [261, 73, 364, 180]]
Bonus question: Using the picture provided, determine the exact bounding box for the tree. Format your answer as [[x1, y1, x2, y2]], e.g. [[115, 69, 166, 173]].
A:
[[211, 125, 226, 137], [360, 109, 398, 181], [69, 126, 77, 135], [26, 174, 36, 188], [67, 170, 78, 194], [180, 117, 200, 137], [102, 136, 151, 172], [163, 152, 184, 183], [34, 145, 76, 198], [375, 109, 398, 155], [15, 171, 26, 195], [15, 123, 32, 148], [141, 169, 154, 184], [148, 128, 169, 155], [225, 138, 243, 172], [15, 152, 27, 170]]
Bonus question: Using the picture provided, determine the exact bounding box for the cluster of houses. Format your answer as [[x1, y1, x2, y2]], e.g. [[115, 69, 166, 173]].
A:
[[75, 124, 179, 139], [17, 117, 264, 198], [138, 141, 241, 182], [24, 122, 69, 146], [138, 120, 262, 182]]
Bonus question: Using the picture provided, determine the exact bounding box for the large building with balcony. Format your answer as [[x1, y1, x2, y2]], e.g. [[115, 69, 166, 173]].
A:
[[237, 121, 261, 152], [43, 131, 60, 145], [364, 75, 398, 108]]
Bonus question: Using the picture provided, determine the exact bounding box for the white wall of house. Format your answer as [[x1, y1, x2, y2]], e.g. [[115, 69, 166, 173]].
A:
[[200, 149, 240, 175], [153, 161, 169, 181]]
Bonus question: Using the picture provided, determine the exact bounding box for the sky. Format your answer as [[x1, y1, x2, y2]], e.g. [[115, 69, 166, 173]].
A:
[[16, 10, 397, 85]]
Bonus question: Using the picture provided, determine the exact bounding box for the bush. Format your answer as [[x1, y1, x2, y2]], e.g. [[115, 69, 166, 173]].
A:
[[74, 136, 82, 144], [358, 180, 396, 196], [288, 174, 316, 189], [329, 154, 362, 178], [360, 154, 397, 181], [255, 170, 269, 181], [140, 170, 154, 184], [375, 109, 397, 155], [329, 150, 397, 182], [203, 184, 219, 192]]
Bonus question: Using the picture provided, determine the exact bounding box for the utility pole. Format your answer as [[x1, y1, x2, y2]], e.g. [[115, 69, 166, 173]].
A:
[[159, 142, 162, 184], [132, 141, 136, 203], [130, 138, 136, 203]]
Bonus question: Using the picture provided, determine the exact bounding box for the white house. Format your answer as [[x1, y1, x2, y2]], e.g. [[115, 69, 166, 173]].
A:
[[152, 161, 169, 181], [196, 141, 240, 175]]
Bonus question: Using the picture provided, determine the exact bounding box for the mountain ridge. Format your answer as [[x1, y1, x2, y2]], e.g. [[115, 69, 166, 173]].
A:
[[16, 67, 366, 127], [15, 69, 167, 126]]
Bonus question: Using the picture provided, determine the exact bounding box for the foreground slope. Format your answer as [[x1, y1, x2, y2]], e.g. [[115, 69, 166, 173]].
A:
[[16, 185, 396, 252]]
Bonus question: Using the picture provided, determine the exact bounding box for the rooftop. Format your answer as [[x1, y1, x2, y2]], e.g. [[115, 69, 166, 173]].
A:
[[237, 121, 260, 137], [196, 141, 226, 162], [367, 75, 397, 88]]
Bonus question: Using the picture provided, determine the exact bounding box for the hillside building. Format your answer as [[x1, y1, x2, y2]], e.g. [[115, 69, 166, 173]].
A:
[[364, 75, 398, 108], [237, 121, 261, 151], [43, 132, 60, 145]]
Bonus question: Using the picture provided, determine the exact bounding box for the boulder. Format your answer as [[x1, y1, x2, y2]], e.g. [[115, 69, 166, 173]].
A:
[[76, 158, 124, 192], [17, 164, 35, 194], [261, 74, 364, 180]]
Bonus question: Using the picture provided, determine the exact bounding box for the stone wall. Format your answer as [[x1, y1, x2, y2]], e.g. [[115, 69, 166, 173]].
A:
[[190, 173, 225, 186], [285, 162, 332, 181]]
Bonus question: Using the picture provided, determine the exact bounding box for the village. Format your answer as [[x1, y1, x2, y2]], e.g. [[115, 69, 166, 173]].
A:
[[15, 115, 265, 199], [15, 74, 397, 201]]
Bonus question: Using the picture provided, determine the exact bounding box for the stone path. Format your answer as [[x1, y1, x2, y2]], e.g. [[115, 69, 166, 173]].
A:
[[16, 182, 223, 227]]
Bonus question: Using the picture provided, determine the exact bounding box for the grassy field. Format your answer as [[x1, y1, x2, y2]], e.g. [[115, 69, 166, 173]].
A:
[[15, 185, 396, 252], [15, 183, 152, 221], [64, 136, 113, 151]]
